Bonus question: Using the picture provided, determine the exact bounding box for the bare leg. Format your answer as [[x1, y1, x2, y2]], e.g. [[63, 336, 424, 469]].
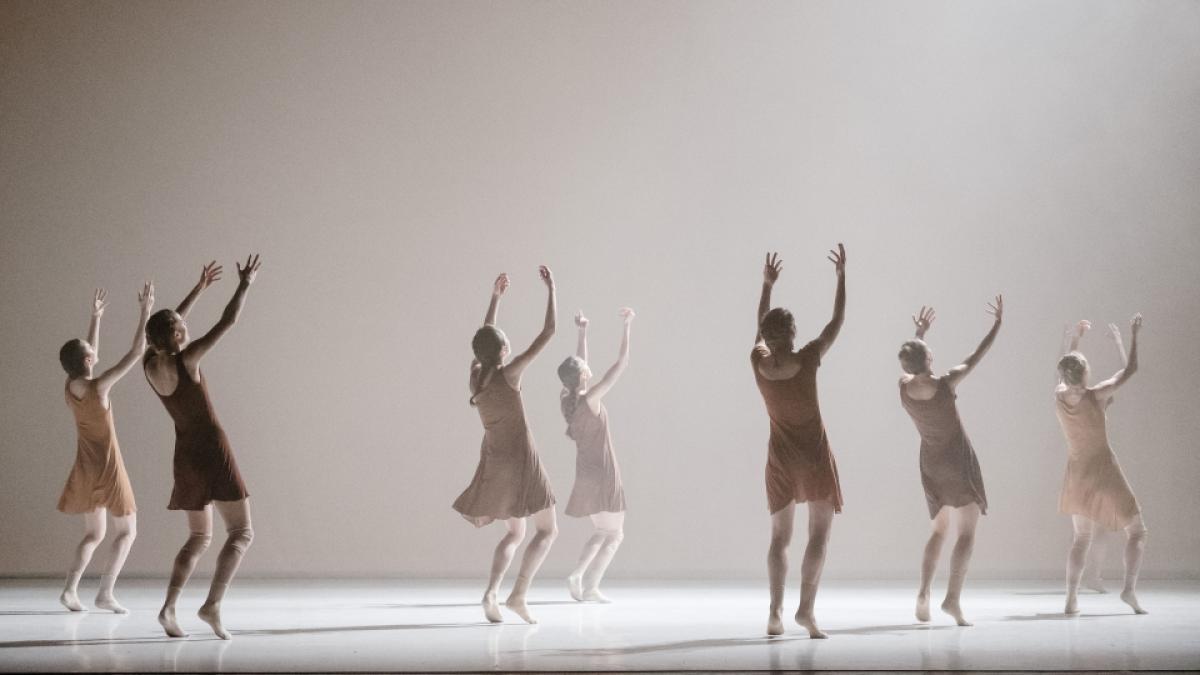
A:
[[197, 499, 254, 640], [61, 509, 106, 612], [1083, 527, 1108, 593], [766, 504, 794, 636], [159, 508, 213, 638], [940, 503, 980, 626], [1065, 515, 1096, 615], [916, 507, 950, 622], [94, 513, 136, 613], [1119, 515, 1148, 614], [484, 518, 526, 623], [506, 507, 558, 624], [581, 511, 625, 602], [568, 521, 606, 602], [795, 500, 834, 639]]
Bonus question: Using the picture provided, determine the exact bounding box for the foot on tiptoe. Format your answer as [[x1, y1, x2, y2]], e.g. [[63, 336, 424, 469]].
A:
[[1120, 589, 1148, 615], [567, 574, 584, 602], [505, 594, 538, 624], [581, 588, 612, 604], [941, 598, 973, 627], [915, 592, 931, 622], [94, 592, 128, 614], [795, 610, 828, 639], [158, 607, 189, 638], [482, 591, 503, 623], [197, 602, 231, 640], [59, 590, 87, 612]]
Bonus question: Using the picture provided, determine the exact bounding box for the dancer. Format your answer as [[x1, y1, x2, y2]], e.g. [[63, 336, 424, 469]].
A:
[[453, 267, 558, 624], [57, 283, 154, 613], [753, 246, 846, 638], [144, 257, 261, 639], [559, 307, 635, 603], [1057, 315, 1148, 615], [898, 298, 1002, 627]]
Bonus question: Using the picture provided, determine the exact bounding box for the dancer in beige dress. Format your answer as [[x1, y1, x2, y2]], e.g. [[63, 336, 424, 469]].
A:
[[1057, 316, 1147, 615], [754, 246, 845, 638], [558, 307, 635, 603], [898, 299, 1002, 627], [57, 284, 154, 613], [454, 267, 558, 624]]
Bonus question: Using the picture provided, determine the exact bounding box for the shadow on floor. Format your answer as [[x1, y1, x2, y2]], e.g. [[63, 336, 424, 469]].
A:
[[0, 610, 77, 616], [825, 623, 957, 636], [233, 622, 487, 638], [1002, 612, 1131, 622], [529, 635, 807, 657], [372, 600, 579, 609], [1010, 589, 1107, 596], [0, 635, 221, 649]]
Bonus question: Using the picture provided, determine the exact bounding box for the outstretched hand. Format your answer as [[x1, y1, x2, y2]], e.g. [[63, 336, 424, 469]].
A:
[[1074, 319, 1091, 337], [92, 288, 109, 317], [763, 252, 782, 287], [827, 243, 846, 277], [138, 282, 155, 314], [619, 307, 636, 324], [1107, 322, 1124, 345], [198, 261, 223, 289], [986, 295, 1003, 322], [236, 254, 262, 285], [1130, 312, 1143, 335], [912, 306, 935, 338], [492, 273, 510, 297], [538, 265, 554, 290], [575, 310, 588, 329]]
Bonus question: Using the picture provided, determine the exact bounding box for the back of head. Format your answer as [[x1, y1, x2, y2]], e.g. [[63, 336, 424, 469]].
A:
[[146, 309, 176, 352], [1058, 352, 1088, 386], [557, 356, 585, 433], [469, 326, 507, 406], [59, 339, 88, 378], [760, 307, 796, 347], [898, 339, 930, 375]]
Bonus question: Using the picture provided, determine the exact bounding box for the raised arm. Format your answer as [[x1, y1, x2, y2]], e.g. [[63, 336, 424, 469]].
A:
[[1063, 319, 1090, 355], [912, 305, 935, 339], [181, 255, 261, 367], [756, 252, 782, 345], [502, 265, 556, 382], [811, 243, 846, 356], [1092, 314, 1141, 400], [575, 310, 589, 360], [86, 288, 108, 353], [483, 273, 509, 327], [95, 283, 154, 394], [945, 295, 1003, 388], [585, 308, 635, 401], [1107, 322, 1129, 368], [175, 261, 223, 318]]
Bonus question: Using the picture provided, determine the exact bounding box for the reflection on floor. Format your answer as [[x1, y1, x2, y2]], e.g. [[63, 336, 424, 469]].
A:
[[0, 579, 1197, 672]]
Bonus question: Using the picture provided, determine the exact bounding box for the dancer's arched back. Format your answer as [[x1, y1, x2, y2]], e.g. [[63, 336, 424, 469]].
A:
[[558, 307, 635, 603], [143, 257, 261, 639], [898, 298, 1002, 626], [57, 283, 154, 613], [1056, 316, 1148, 615], [453, 267, 558, 624], [752, 246, 845, 638]]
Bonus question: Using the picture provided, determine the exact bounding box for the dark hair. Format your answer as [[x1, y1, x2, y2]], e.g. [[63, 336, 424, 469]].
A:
[[557, 356, 586, 436], [898, 339, 930, 375], [59, 339, 89, 377], [760, 307, 796, 346], [470, 326, 507, 406], [146, 309, 177, 352], [1058, 352, 1088, 386]]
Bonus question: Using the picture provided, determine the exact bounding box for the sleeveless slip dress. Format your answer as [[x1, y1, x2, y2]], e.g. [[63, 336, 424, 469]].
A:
[[1056, 389, 1140, 530], [58, 381, 136, 516], [899, 378, 988, 518], [564, 399, 626, 517]]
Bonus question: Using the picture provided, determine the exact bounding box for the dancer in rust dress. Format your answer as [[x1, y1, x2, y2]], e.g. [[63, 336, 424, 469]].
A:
[[454, 267, 557, 624], [1057, 316, 1147, 615], [558, 307, 635, 603], [753, 246, 845, 638], [144, 257, 261, 639], [57, 283, 154, 613], [898, 298, 1002, 627]]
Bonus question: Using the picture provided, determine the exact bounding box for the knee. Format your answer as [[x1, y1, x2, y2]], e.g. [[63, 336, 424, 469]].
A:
[[81, 530, 106, 548], [184, 532, 213, 556], [503, 529, 527, 548], [227, 527, 254, 554], [539, 522, 559, 541], [113, 526, 137, 545], [769, 533, 791, 554], [1128, 523, 1148, 545], [956, 532, 976, 549]]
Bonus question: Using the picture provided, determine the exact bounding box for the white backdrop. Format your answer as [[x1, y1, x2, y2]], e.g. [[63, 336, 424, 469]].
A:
[[2, 0, 1198, 580]]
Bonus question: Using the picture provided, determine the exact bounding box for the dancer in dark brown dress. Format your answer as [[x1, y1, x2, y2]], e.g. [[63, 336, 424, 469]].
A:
[[898, 298, 1002, 627], [753, 246, 845, 638], [144, 257, 261, 639], [57, 283, 154, 613], [1057, 316, 1147, 616], [454, 267, 557, 624], [558, 307, 635, 603]]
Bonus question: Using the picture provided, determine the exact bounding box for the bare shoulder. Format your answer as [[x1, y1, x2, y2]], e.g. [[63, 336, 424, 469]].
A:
[[898, 374, 914, 386]]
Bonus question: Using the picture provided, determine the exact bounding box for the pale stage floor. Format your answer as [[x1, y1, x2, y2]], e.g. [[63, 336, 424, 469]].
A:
[[0, 579, 1197, 672]]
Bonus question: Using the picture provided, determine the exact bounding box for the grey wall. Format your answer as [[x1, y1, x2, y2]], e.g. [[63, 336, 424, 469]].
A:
[[1, 1, 1198, 580]]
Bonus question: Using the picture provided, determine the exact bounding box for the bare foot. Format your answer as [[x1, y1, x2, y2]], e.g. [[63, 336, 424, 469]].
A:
[[567, 575, 583, 602], [1084, 576, 1107, 594], [795, 611, 828, 639], [482, 591, 502, 623], [767, 610, 784, 636], [581, 588, 612, 603], [505, 594, 538, 624], [1120, 589, 1148, 615], [158, 607, 189, 638], [940, 598, 973, 627], [915, 592, 931, 622], [1064, 593, 1080, 615], [59, 590, 86, 612], [197, 602, 231, 640], [94, 593, 128, 614]]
